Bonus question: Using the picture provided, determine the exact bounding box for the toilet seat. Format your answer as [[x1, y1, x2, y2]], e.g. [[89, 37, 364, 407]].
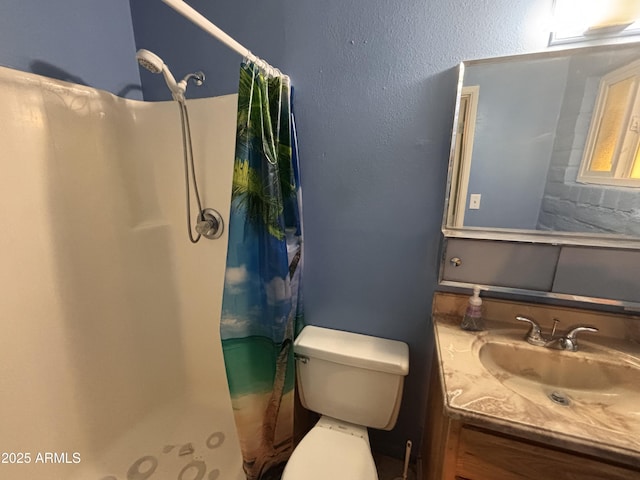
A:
[[282, 417, 378, 480]]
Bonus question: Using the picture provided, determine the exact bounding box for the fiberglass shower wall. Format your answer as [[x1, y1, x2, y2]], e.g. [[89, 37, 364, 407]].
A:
[[0, 66, 245, 480]]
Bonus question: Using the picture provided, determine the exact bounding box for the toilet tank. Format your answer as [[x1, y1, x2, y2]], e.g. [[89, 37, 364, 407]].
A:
[[294, 326, 409, 430]]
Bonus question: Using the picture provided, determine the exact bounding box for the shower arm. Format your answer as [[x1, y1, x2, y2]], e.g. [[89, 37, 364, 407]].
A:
[[170, 72, 205, 102], [181, 72, 205, 87]]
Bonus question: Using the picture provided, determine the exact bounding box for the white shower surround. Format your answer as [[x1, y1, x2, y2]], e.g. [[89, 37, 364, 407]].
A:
[[0, 66, 245, 480]]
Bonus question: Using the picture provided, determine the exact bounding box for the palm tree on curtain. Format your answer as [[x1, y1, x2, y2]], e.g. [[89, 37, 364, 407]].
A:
[[231, 64, 299, 480]]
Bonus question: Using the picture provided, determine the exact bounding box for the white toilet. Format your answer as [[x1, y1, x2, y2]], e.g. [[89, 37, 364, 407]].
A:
[[282, 325, 409, 480]]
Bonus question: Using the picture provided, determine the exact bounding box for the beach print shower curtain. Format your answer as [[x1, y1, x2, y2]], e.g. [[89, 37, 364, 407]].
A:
[[220, 61, 303, 480]]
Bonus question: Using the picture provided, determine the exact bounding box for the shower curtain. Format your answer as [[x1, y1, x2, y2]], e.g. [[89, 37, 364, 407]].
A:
[[221, 61, 303, 480]]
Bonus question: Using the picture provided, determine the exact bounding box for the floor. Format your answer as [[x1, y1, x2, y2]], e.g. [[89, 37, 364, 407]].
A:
[[374, 453, 417, 480]]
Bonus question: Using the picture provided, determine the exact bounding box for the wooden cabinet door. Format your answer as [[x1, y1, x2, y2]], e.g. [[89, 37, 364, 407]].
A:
[[455, 426, 640, 480]]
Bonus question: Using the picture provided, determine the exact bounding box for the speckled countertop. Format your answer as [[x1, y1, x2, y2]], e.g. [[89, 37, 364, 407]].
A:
[[433, 292, 640, 468]]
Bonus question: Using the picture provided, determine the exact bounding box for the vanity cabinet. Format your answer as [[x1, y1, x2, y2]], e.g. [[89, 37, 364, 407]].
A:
[[441, 238, 559, 291], [440, 238, 640, 304], [422, 360, 640, 480]]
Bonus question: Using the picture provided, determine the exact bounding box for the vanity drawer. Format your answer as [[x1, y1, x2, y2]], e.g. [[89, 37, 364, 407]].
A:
[[455, 425, 640, 480]]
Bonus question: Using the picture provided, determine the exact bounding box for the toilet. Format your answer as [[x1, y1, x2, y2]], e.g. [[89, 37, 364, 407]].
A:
[[282, 325, 409, 480]]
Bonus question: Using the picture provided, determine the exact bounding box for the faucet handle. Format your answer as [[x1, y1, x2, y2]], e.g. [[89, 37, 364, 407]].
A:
[[560, 326, 599, 352], [565, 325, 599, 339], [515, 316, 547, 346]]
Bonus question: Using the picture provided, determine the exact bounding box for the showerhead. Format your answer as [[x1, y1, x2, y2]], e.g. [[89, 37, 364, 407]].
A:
[[136, 48, 164, 74], [136, 48, 183, 100], [136, 48, 206, 102]]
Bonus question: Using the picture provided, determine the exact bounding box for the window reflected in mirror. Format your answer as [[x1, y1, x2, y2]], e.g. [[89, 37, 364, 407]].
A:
[[579, 59, 640, 186]]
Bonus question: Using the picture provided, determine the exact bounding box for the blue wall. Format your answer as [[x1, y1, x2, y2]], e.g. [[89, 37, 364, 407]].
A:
[[0, 0, 141, 98], [130, 0, 554, 456]]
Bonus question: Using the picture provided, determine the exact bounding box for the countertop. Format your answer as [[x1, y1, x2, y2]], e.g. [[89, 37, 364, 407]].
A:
[[432, 293, 640, 469]]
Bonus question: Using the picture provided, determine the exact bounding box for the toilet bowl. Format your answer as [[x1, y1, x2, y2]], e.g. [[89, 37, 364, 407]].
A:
[[282, 326, 409, 480], [282, 416, 378, 480]]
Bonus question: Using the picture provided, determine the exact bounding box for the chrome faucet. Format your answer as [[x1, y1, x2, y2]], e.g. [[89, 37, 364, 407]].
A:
[[515, 316, 598, 352]]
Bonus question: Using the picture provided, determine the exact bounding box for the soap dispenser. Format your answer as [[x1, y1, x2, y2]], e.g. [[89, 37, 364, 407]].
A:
[[461, 285, 484, 331]]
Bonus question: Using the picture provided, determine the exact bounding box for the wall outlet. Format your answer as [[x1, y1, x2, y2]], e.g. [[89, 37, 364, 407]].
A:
[[469, 194, 481, 210]]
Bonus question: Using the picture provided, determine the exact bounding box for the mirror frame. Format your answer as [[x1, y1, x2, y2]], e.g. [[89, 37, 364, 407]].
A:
[[440, 43, 640, 313], [442, 42, 640, 251]]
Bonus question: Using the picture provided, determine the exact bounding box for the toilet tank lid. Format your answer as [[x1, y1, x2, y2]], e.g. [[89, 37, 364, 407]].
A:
[[294, 326, 409, 375]]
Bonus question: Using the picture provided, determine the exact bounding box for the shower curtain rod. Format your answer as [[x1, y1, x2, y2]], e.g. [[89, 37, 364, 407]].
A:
[[161, 0, 284, 75]]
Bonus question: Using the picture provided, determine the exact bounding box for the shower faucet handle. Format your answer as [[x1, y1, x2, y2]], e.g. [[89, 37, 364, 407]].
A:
[[195, 218, 216, 237], [195, 208, 224, 240]]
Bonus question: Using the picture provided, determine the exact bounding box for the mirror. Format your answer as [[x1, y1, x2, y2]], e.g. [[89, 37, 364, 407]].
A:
[[445, 42, 640, 247]]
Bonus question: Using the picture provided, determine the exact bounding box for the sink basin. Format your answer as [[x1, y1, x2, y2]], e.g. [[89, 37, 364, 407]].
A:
[[433, 310, 640, 466], [478, 338, 640, 393]]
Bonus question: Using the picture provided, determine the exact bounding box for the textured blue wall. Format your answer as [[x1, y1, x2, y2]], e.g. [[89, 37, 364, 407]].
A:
[[0, 0, 141, 98], [130, 0, 553, 456]]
